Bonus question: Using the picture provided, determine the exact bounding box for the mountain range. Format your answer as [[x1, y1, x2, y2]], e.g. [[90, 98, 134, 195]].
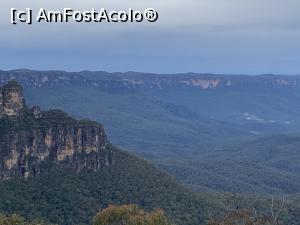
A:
[[0, 74, 300, 224], [0, 80, 216, 225], [0, 70, 300, 194]]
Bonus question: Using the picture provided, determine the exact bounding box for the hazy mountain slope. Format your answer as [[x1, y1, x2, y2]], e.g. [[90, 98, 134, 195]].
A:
[[0, 80, 222, 225], [23, 85, 248, 159], [1, 70, 300, 194], [0, 149, 222, 225], [159, 158, 300, 194], [159, 135, 300, 194], [1, 149, 300, 225], [197, 192, 300, 225], [148, 88, 300, 134], [213, 135, 300, 172], [0, 80, 218, 225], [1, 153, 300, 225]]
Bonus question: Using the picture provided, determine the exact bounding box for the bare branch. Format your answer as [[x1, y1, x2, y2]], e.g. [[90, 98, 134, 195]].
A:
[[271, 196, 275, 220], [274, 196, 285, 222]]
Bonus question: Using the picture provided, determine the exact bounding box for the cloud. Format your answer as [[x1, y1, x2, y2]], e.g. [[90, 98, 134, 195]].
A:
[[1, 0, 300, 74]]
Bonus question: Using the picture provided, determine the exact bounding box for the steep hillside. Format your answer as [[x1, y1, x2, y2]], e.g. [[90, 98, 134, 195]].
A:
[[0, 76, 299, 225], [1, 149, 300, 225], [1, 70, 300, 194], [22, 85, 249, 159], [0, 81, 215, 225], [0, 148, 218, 225], [159, 135, 300, 194]]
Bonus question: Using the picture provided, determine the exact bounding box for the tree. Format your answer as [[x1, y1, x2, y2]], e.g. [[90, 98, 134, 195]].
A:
[[270, 196, 285, 224], [0, 214, 52, 225], [208, 208, 283, 225], [209, 196, 287, 225], [0, 214, 26, 225], [93, 204, 175, 225]]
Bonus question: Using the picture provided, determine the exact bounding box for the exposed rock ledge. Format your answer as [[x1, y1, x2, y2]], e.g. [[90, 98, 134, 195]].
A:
[[0, 81, 113, 180]]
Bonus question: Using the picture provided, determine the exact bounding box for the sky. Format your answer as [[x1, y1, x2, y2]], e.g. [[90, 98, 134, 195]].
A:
[[1, 0, 300, 74]]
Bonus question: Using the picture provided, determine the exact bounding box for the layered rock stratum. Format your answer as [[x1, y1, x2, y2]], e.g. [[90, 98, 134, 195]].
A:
[[1, 69, 300, 90], [0, 81, 112, 180]]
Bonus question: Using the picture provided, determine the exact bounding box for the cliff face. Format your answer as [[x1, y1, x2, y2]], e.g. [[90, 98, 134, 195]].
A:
[[0, 81, 112, 180], [0, 80, 24, 117], [1, 70, 300, 91]]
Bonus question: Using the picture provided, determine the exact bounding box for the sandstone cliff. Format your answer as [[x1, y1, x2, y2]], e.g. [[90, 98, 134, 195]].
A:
[[2, 70, 300, 91], [0, 80, 25, 117], [0, 81, 112, 180]]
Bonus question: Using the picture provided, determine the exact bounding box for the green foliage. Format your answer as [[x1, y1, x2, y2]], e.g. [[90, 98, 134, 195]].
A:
[[3, 80, 23, 90], [0, 107, 102, 134], [0, 148, 216, 225], [208, 209, 279, 225], [93, 204, 174, 225], [1, 147, 299, 225], [0, 214, 26, 225], [0, 75, 300, 225], [0, 214, 51, 225], [23, 85, 300, 194], [197, 192, 300, 225]]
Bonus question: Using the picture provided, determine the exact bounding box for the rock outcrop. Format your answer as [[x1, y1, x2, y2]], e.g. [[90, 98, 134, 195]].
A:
[[0, 80, 25, 117], [0, 81, 113, 180]]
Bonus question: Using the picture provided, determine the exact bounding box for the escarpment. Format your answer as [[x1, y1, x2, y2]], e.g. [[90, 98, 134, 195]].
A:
[[0, 80, 25, 117], [0, 81, 113, 180]]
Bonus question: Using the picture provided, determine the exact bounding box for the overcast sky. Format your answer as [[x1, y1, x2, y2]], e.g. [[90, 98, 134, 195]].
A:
[[1, 0, 300, 74]]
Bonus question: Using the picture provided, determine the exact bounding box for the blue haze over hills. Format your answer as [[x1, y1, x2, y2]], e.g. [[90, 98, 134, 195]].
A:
[[0, 69, 300, 194]]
